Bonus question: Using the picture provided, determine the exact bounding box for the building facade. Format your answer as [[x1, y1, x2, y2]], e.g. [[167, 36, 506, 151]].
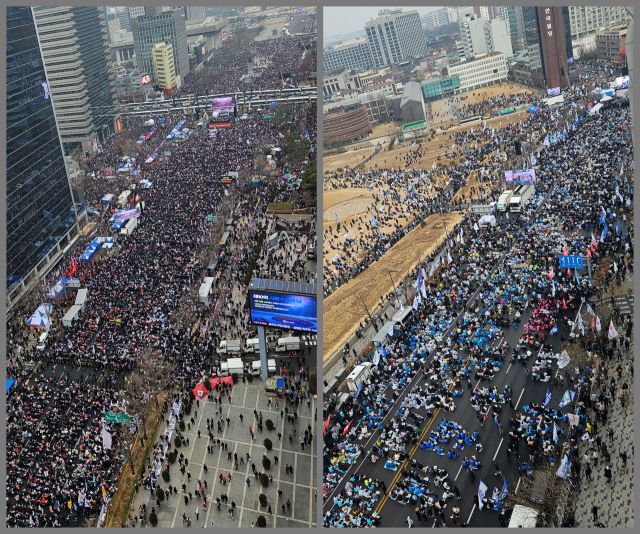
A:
[[152, 42, 178, 92], [323, 71, 362, 96], [365, 9, 428, 68], [324, 37, 374, 74], [567, 6, 631, 41], [420, 76, 461, 102], [115, 72, 151, 102], [7, 6, 86, 309], [473, 6, 494, 20], [486, 18, 513, 57], [596, 26, 627, 63], [132, 8, 190, 82], [33, 6, 119, 155], [324, 105, 372, 143], [448, 52, 508, 92], [424, 8, 450, 33], [537, 6, 570, 90]]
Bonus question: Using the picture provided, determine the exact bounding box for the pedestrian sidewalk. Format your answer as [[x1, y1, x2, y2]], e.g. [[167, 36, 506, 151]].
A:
[[573, 273, 634, 528]]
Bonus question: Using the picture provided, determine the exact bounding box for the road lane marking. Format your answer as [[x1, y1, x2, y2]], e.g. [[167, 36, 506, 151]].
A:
[[455, 464, 463, 480], [506, 363, 512, 374], [467, 504, 476, 524], [514, 388, 525, 409], [493, 438, 503, 461]]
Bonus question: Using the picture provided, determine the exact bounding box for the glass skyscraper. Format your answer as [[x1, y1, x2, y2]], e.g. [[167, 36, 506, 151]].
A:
[[7, 6, 77, 302]]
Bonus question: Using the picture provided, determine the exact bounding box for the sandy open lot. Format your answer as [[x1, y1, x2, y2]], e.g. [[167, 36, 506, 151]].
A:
[[324, 147, 376, 175], [323, 211, 463, 362]]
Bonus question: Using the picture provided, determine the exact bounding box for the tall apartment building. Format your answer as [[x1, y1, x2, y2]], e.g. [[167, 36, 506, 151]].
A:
[[132, 8, 190, 83], [365, 9, 428, 68], [568, 6, 631, 41], [184, 7, 206, 20], [324, 37, 374, 74], [446, 8, 459, 24], [128, 6, 146, 21], [7, 6, 86, 309], [152, 42, 178, 93], [424, 8, 450, 33], [33, 6, 119, 155], [493, 6, 511, 37]]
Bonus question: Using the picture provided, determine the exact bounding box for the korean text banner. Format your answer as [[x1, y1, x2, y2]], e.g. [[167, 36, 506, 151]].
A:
[[505, 169, 536, 186]]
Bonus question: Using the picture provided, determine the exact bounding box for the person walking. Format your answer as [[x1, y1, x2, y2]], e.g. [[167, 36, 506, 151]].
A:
[[505, 447, 511, 462], [584, 465, 592, 481], [604, 465, 612, 484], [495, 463, 502, 477], [592, 505, 599, 522]]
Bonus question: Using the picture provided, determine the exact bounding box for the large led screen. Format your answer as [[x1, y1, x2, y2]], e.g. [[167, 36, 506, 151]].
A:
[[249, 290, 317, 333]]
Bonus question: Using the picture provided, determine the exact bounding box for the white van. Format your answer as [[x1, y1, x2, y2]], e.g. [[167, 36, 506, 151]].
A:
[[244, 338, 260, 353], [346, 362, 376, 392], [251, 359, 277, 376], [275, 337, 300, 352], [219, 358, 244, 377], [36, 332, 49, 351]]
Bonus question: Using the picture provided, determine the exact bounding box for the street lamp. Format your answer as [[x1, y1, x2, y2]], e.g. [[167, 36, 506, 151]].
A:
[[386, 270, 401, 298]]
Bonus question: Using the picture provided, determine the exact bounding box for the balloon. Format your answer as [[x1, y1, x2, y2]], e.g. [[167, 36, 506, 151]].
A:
[[212, 111, 219, 119]]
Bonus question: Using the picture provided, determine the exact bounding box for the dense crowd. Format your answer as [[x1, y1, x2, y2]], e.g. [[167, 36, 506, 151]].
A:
[[323, 64, 633, 527], [6, 30, 316, 528]]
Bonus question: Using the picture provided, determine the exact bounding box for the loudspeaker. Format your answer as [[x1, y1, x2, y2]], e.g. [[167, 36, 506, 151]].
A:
[[515, 140, 522, 156]]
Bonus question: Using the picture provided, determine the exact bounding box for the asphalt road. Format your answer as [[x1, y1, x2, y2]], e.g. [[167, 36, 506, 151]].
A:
[[324, 183, 631, 527]]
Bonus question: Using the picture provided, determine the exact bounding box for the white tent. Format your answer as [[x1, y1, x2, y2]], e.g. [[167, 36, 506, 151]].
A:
[[589, 103, 603, 115], [27, 303, 53, 330], [62, 305, 82, 327], [199, 277, 215, 306]]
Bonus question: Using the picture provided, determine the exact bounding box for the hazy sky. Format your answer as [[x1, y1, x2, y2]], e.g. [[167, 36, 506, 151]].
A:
[[324, 6, 443, 38]]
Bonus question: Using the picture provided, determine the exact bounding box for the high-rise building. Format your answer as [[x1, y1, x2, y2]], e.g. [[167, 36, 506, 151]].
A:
[[508, 6, 526, 44], [562, 7, 574, 60], [128, 6, 146, 21], [536, 6, 570, 90], [448, 52, 508, 91], [473, 6, 494, 20], [7, 6, 85, 309], [114, 7, 131, 32], [184, 6, 205, 20], [568, 6, 631, 41], [152, 42, 178, 92], [486, 18, 513, 57], [493, 6, 511, 37], [457, 7, 481, 59], [424, 8, 450, 33], [324, 37, 374, 74], [33, 6, 120, 155], [132, 8, 190, 83], [446, 8, 459, 24], [365, 9, 428, 68]]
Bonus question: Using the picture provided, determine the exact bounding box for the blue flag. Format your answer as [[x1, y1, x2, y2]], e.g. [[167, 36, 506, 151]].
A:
[[616, 221, 620, 235], [498, 477, 509, 501], [601, 224, 608, 242], [543, 387, 553, 407], [599, 211, 606, 225], [355, 380, 363, 399], [335, 213, 338, 223], [550, 324, 558, 335], [575, 269, 580, 286], [559, 390, 572, 408]]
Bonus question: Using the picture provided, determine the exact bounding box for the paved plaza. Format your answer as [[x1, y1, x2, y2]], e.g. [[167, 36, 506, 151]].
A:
[[133, 379, 317, 528]]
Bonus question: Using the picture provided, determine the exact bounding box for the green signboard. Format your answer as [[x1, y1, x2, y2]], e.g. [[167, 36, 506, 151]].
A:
[[263, 115, 276, 119], [104, 411, 130, 424]]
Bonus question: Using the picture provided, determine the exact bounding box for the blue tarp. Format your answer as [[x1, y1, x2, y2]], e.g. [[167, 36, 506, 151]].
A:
[[80, 242, 100, 262], [7, 379, 15, 394], [27, 303, 53, 328], [111, 221, 125, 231]]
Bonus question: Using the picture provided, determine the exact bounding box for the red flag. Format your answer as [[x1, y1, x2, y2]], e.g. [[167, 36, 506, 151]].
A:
[[567, 268, 571, 275], [323, 415, 331, 436], [562, 246, 568, 256], [592, 235, 597, 249], [342, 420, 353, 435], [591, 316, 595, 331], [548, 268, 554, 279], [563, 298, 567, 309], [587, 249, 592, 258]]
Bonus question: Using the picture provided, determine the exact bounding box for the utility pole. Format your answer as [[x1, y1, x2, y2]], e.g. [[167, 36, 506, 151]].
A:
[[386, 269, 401, 299]]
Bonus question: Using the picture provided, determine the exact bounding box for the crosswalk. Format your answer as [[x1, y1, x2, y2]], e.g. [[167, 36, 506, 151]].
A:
[[607, 293, 634, 317], [301, 334, 317, 346]]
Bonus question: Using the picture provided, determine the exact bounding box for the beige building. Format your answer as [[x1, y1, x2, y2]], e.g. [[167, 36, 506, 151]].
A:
[[152, 42, 177, 93]]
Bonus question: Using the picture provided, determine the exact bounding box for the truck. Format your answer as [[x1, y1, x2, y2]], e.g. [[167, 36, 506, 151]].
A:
[[509, 185, 535, 212], [219, 357, 244, 377], [275, 336, 300, 352], [496, 190, 513, 212], [346, 362, 376, 392], [471, 202, 496, 214], [218, 339, 242, 355], [244, 338, 260, 353], [250, 359, 277, 376]]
